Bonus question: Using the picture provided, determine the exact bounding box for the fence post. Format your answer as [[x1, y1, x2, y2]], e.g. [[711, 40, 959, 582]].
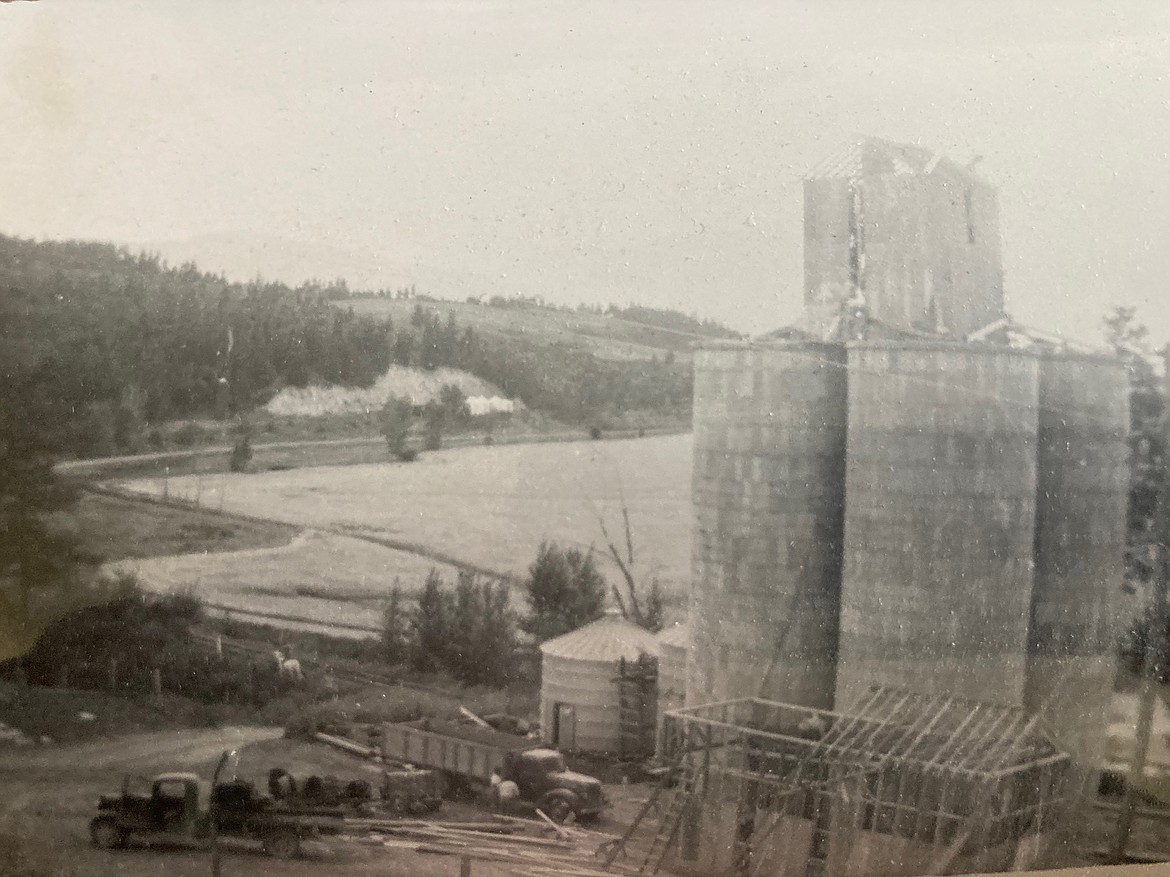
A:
[[108, 657, 118, 692], [216, 635, 223, 659], [151, 667, 162, 699], [460, 854, 471, 877]]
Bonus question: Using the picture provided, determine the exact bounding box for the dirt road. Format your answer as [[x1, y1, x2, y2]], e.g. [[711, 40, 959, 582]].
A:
[[0, 727, 571, 877]]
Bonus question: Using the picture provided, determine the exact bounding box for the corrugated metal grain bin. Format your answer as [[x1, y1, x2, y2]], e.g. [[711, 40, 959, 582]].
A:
[[836, 341, 1041, 708], [1026, 351, 1129, 789], [540, 611, 660, 754], [688, 340, 848, 709]]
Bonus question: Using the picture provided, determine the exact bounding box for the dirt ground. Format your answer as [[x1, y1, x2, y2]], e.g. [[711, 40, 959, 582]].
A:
[[7, 724, 1170, 876], [0, 727, 641, 877]]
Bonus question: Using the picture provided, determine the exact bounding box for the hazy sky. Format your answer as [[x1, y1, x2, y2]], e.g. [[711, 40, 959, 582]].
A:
[[2, 1, 1168, 340]]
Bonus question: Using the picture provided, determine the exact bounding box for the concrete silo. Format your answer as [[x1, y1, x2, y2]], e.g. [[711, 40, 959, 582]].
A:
[[1026, 352, 1129, 787], [836, 341, 1041, 708], [688, 340, 848, 709], [539, 611, 660, 755], [655, 622, 689, 755]]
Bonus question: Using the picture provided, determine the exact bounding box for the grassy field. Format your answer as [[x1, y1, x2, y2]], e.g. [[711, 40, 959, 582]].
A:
[[342, 297, 701, 362], [117, 434, 693, 617], [0, 685, 250, 745], [112, 531, 460, 635], [74, 491, 297, 562], [0, 492, 298, 663]]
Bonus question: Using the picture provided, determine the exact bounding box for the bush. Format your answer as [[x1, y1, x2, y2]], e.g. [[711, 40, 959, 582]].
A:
[[424, 404, 443, 451], [380, 397, 413, 457], [229, 433, 253, 473]]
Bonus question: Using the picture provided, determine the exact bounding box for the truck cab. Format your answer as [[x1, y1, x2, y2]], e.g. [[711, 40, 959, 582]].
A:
[[501, 748, 606, 822], [91, 773, 211, 848]]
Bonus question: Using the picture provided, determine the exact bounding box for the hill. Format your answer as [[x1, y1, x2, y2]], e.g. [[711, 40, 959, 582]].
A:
[[1, 233, 699, 460], [338, 295, 739, 363]]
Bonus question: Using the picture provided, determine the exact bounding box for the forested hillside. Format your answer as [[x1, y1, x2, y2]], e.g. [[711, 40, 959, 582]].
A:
[[0, 234, 692, 459]]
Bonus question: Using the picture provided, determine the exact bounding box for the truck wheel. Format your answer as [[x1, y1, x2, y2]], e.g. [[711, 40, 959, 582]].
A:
[[540, 791, 577, 824], [262, 828, 301, 859], [439, 771, 469, 800], [90, 817, 126, 849]]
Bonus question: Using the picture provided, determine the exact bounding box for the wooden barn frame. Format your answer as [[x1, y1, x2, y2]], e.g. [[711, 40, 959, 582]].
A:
[[606, 685, 1070, 877]]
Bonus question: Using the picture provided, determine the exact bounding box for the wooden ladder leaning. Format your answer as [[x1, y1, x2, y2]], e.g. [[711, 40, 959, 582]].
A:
[[599, 757, 697, 875]]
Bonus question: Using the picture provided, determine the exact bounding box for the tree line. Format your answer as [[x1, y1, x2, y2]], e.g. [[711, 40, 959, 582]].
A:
[[382, 541, 663, 687], [1, 234, 691, 462]]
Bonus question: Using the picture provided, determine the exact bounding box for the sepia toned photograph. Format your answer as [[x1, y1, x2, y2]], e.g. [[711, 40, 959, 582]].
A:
[[2, 3, 1170, 876]]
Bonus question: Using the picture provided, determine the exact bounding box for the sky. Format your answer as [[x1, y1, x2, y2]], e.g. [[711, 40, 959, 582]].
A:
[[2, 1, 1168, 341]]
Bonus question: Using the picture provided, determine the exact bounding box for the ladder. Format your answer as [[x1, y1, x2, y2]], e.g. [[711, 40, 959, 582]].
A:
[[637, 759, 698, 875], [599, 757, 697, 875]]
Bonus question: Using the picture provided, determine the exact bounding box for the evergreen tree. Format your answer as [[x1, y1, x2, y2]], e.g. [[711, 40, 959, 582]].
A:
[[381, 583, 408, 665], [0, 365, 89, 657], [476, 579, 517, 686], [424, 402, 444, 451], [521, 542, 606, 642], [409, 569, 451, 673], [447, 570, 480, 681], [229, 420, 254, 473], [439, 384, 468, 423], [643, 578, 665, 633]]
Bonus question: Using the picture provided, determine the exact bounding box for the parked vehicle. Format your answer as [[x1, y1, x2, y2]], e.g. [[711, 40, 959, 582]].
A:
[[89, 771, 350, 859], [380, 718, 606, 822]]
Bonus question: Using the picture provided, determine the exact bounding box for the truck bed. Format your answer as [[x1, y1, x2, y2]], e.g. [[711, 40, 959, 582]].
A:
[[381, 719, 537, 784]]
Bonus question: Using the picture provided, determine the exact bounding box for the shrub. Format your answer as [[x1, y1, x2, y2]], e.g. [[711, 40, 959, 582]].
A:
[[424, 404, 443, 451], [380, 397, 413, 457], [229, 433, 253, 473], [173, 421, 201, 447]]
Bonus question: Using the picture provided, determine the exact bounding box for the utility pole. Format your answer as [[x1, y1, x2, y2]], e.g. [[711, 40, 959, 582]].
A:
[[1113, 345, 1170, 862]]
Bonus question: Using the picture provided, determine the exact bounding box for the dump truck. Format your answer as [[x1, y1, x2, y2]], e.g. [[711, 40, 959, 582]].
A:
[[380, 718, 606, 823], [89, 771, 353, 859]]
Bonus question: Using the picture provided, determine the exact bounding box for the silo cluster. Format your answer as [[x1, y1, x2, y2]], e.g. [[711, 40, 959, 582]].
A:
[[687, 336, 1129, 780], [835, 341, 1042, 708], [689, 341, 847, 709], [1026, 352, 1130, 781]]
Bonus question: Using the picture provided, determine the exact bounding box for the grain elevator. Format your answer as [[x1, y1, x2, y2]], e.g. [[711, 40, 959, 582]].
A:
[[685, 137, 1129, 791]]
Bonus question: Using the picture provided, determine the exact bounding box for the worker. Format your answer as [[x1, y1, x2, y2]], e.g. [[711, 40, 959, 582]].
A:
[[489, 768, 518, 812]]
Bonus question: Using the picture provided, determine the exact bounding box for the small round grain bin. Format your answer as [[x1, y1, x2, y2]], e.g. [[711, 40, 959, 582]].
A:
[[656, 622, 690, 756], [540, 611, 661, 755]]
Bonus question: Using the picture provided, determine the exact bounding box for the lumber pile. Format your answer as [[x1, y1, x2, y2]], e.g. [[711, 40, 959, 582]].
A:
[[337, 814, 633, 877]]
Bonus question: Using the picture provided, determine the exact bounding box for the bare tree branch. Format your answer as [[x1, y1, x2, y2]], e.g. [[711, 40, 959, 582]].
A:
[[594, 506, 641, 623], [618, 483, 635, 567]]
